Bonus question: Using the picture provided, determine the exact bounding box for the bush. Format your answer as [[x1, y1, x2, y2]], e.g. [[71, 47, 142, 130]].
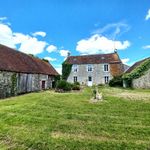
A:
[[56, 80, 72, 91], [98, 84, 104, 87], [92, 88, 97, 99], [74, 82, 80, 86], [109, 76, 123, 87], [72, 84, 80, 90]]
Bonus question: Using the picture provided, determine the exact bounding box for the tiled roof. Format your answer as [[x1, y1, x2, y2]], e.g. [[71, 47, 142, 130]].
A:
[[0, 44, 59, 75], [126, 57, 150, 73], [65, 52, 122, 64]]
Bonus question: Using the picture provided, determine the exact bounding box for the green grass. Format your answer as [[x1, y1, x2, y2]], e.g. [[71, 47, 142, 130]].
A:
[[0, 87, 150, 150]]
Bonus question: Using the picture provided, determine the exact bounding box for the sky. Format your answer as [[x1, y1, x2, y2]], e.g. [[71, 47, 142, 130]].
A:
[[0, 0, 150, 74]]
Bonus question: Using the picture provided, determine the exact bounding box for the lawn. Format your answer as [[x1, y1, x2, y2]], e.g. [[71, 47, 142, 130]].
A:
[[0, 87, 150, 150]]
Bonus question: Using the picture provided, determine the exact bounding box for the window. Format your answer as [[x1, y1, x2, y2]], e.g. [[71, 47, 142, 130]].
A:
[[87, 64, 93, 72], [88, 76, 92, 82], [72, 64, 78, 72], [104, 64, 109, 72], [104, 76, 109, 84], [74, 76, 78, 82]]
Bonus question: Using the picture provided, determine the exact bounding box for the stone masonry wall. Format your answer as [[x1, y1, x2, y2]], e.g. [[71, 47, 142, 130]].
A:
[[67, 64, 113, 85], [0, 71, 14, 98], [132, 69, 150, 88], [0, 71, 53, 99]]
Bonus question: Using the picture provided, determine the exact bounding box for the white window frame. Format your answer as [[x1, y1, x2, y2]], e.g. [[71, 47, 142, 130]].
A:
[[104, 64, 109, 72], [87, 64, 93, 72], [72, 64, 78, 72], [73, 76, 78, 82], [104, 76, 109, 84]]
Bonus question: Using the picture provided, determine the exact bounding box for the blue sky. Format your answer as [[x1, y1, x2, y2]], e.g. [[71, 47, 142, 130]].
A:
[[0, 0, 150, 73]]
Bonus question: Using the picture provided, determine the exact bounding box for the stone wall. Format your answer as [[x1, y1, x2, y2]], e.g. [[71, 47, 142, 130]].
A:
[[110, 63, 123, 76], [0, 71, 53, 99], [0, 71, 14, 98], [132, 69, 150, 88], [67, 64, 113, 85]]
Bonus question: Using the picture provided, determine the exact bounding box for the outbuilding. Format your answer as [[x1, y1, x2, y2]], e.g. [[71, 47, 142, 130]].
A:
[[0, 44, 58, 98], [123, 57, 150, 88]]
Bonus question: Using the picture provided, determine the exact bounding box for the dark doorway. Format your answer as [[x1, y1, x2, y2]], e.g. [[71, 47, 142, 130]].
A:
[[41, 80, 46, 90]]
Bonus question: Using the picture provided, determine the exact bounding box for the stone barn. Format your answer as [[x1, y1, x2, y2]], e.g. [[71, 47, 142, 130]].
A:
[[0, 44, 59, 99], [123, 57, 150, 88]]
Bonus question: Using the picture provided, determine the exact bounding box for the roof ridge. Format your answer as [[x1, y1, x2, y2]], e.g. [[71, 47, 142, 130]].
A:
[[0, 44, 52, 67], [68, 52, 116, 58], [125, 57, 150, 73], [0, 44, 59, 75]]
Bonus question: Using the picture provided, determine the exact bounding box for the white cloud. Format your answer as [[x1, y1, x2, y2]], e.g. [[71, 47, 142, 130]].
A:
[[32, 31, 46, 37], [46, 45, 57, 53], [92, 22, 130, 39], [13, 33, 29, 44], [0, 22, 48, 55], [44, 57, 57, 62], [145, 9, 150, 20], [142, 45, 150, 49], [19, 37, 47, 55], [55, 67, 62, 75], [0, 23, 16, 48], [0, 17, 7, 21], [59, 49, 70, 57], [121, 58, 130, 64], [76, 34, 130, 54]]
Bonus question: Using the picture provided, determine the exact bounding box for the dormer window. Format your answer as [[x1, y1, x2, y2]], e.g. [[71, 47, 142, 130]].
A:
[[104, 64, 109, 72], [87, 64, 93, 72], [72, 64, 78, 72]]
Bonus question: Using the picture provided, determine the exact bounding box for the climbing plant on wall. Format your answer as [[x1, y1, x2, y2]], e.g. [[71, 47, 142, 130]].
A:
[[11, 73, 17, 96], [62, 61, 72, 80], [123, 58, 150, 86]]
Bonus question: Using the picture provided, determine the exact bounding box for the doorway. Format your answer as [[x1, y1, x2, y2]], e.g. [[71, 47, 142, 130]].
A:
[[88, 76, 93, 86], [41, 80, 46, 90]]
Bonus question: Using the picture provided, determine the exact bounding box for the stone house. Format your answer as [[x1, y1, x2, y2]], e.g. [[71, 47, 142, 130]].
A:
[[0, 44, 58, 99], [123, 57, 150, 88], [64, 52, 124, 86]]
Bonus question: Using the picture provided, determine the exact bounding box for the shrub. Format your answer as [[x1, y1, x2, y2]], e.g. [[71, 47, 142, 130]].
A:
[[74, 82, 80, 85], [98, 84, 104, 87], [52, 75, 61, 88], [92, 88, 97, 99], [72, 84, 80, 90], [109, 76, 123, 87], [56, 80, 72, 91]]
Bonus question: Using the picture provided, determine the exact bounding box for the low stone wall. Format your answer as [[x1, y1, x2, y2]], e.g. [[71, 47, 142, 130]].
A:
[[0, 71, 53, 99], [132, 69, 150, 88]]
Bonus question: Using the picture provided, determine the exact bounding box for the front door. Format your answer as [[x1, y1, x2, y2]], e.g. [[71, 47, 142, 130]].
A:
[[41, 80, 46, 90], [88, 76, 93, 86]]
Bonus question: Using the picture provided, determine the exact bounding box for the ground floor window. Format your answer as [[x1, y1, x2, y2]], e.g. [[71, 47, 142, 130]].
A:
[[104, 76, 109, 84], [88, 76, 92, 82], [74, 76, 78, 83]]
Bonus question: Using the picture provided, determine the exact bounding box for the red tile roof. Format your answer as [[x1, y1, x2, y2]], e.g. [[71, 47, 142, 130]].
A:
[[65, 52, 122, 64], [126, 57, 150, 73], [0, 44, 59, 75]]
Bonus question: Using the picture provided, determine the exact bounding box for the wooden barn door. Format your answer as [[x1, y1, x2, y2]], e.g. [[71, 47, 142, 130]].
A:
[[41, 80, 46, 90]]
